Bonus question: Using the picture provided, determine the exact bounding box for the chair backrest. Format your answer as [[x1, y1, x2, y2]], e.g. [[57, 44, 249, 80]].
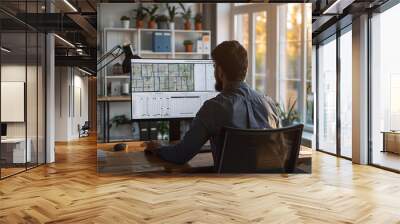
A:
[[82, 121, 90, 129], [217, 124, 304, 173]]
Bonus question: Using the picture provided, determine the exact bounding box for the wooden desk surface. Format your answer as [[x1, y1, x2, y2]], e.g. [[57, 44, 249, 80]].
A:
[[97, 142, 312, 175]]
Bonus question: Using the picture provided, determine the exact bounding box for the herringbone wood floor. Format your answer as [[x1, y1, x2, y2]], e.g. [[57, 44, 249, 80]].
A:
[[1, 136, 400, 224]]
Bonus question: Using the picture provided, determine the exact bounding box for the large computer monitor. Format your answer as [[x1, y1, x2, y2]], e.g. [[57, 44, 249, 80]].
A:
[[131, 59, 217, 119]]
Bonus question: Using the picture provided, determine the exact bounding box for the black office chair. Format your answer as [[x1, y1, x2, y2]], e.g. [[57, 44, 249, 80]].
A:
[[78, 121, 90, 138], [217, 124, 304, 173]]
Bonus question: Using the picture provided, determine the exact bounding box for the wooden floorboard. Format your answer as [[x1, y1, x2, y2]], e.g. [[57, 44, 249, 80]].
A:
[[1, 136, 400, 223]]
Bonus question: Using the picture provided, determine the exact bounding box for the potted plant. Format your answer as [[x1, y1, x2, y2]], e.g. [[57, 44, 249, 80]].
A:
[[194, 13, 202, 30], [157, 121, 169, 140], [120, 16, 130, 29], [155, 14, 169, 29], [276, 98, 300, 127], [183, 40, 193, 52], [166, 3, 177, 30], [179, 3, 192, 30], [133, 5, 147, 28], [110, 115, 131, 128], [144, 5, 158, 29]]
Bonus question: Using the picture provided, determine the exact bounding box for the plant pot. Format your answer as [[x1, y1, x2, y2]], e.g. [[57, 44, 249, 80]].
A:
[[184, 21, 191, 30], [136, 20, 144, 28], [195, 22, 202, 30], [121, 20, 130, 29], [148, 20, 157, 29], [169, 22, 175, 30], [184, 44, 193, 52], [157, 22, 169, 29]]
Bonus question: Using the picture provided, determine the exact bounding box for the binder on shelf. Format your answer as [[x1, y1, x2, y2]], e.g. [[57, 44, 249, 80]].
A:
[[152, 32, 171, 52], [139, 121, 150, 141], [149, 121, 159, 140]]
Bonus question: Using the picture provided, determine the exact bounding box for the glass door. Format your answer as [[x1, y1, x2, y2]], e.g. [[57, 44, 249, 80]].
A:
[[317, 36, 337, 154]]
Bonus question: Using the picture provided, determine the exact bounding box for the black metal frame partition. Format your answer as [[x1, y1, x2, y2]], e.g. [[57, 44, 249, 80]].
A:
[[315, 23, 353, 160], [0, 1, 47, 180]]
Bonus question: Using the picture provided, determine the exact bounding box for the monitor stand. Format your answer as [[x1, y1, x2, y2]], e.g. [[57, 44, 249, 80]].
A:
[[169, 119, 181, 141]]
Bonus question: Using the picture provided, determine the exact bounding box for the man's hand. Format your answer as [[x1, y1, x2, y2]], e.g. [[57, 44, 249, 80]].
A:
[[144, 140, 162, 155]]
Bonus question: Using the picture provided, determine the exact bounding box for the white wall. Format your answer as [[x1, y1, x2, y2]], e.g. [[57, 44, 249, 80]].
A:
[[55, 67, 89, 141], [216, 4, 231, 45]]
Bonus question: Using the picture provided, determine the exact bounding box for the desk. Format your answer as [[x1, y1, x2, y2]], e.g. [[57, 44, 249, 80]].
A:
[[97, 142, 312, 174], [382, 131, 400, 154], [1, 138, 31, 165]]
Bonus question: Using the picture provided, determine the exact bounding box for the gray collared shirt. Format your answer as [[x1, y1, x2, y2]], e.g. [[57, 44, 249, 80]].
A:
[[156, 82, 280, 165]]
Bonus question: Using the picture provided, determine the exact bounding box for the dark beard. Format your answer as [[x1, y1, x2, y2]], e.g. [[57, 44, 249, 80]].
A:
[[215, 80, 223, 92]]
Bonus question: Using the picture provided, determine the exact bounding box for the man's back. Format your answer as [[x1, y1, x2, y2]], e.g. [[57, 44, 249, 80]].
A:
[[155, 82, 280, 165]]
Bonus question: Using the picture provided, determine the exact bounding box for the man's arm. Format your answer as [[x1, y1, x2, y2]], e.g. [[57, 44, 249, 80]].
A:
[[263, 96, 281, 128], [153, 100, 218, 164], [155, 117, 210, 164]]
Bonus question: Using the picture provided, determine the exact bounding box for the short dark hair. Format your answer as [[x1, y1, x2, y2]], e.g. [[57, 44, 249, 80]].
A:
[[211, 40, 248, 82]]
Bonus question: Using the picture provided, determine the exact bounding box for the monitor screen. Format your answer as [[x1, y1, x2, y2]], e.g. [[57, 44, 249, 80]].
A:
[[131, 59, 217, 119], [131, 59, 215, 92], [1, 123, 7, 137]]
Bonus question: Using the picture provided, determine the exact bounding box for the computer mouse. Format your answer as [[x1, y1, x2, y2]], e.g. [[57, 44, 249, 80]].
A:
[[113, 143, 127, 152]]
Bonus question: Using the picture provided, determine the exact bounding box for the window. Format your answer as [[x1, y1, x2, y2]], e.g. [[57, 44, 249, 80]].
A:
[[317, 37, 337, 154], [255, 11, 267, 93], [232, 4, 313, 130], [234, 14, 249, 51], [370, 4, 400, 171], [279, 5, 304, 124], [340, 28, 352, 158]]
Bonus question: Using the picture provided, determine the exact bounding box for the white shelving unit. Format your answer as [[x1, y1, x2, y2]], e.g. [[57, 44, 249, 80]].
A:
[[101, 27, 212, 97]]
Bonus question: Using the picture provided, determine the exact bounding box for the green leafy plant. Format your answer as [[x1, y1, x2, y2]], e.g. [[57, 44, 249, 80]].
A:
[[133, 4, 147, 20], [110, 115, 131, 127], [179, 3, 192, 21], [166, 4, 177, 22], [194, 13, 202, 23], [183, 40, 193, 45], [120, 16, 130, 21], [158, 121, 169, 140], [155, 14, 169, 23], [144, 5, 158, 21], [276, 98, 300, 127]]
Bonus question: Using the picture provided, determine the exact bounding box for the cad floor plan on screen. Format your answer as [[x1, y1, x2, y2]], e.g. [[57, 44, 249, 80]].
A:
[[131, 59, 215, 92], [131, 59, 217, 119]]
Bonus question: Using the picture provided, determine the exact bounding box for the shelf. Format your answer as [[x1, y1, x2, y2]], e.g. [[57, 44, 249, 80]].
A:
[[106, 75, 130, 79], [174, 52, 210, 55], [139, 28, 172, 32], [97, 96, 131, 102], [174, 30, 211, 34], [104, 27, 138, 32], [104, 27, 211, 34], [140, 50, 172, 55]]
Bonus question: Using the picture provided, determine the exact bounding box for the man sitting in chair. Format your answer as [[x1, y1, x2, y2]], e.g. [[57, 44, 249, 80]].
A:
[[145, 40, 280, 164]]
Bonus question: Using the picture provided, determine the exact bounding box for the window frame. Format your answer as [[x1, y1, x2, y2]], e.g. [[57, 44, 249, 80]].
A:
[[231, 4, 313, 132], [314, 24, 353, 160]]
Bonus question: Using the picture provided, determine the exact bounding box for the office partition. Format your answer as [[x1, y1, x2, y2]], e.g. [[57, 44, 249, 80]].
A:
[[0, 2, 47, 179]]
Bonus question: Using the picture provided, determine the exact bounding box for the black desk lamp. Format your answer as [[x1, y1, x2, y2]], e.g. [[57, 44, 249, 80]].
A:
[[97, 43, 141, 73]]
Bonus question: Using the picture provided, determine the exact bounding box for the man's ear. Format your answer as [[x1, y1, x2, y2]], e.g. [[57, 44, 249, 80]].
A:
[[217, 65, 224, 80]]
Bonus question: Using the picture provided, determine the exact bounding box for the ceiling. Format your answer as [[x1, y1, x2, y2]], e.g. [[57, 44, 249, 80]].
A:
[[0, 0, 397, 74]]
